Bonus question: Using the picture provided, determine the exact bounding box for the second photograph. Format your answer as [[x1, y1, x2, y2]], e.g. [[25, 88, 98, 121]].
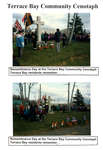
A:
[[13, 82, 91, 136]]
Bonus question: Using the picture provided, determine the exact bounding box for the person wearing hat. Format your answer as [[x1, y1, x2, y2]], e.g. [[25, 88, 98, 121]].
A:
[[16, 30, 24, 57]]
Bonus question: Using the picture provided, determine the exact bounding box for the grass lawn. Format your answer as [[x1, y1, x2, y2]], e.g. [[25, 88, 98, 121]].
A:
[[13, 41, 90, 66], [13, 111, 90, 136]]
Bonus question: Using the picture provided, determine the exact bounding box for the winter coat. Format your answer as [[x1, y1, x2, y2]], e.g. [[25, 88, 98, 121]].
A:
[[55, 31, 61, 42], [16, 34, 24, 48]]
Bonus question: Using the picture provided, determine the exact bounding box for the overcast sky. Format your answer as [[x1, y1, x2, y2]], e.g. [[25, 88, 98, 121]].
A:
[[13, 13, 90, 31], [13, 82, 90, 104]]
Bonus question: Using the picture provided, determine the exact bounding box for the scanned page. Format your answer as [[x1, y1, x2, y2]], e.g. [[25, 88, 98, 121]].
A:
[[0, 0, 103, 149]]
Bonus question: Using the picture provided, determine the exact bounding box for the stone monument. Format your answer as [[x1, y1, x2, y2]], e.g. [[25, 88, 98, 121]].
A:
[[48, 96, 52, 112], [48, 96, 55, 114], [34, 16, 44, 43]]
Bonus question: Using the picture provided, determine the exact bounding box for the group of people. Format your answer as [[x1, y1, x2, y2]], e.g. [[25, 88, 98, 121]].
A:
[[75, 34, 90, 41], [15, 28, 67, 57], [19, 102, 48, 121], [14, 101, 89, 127], [51, 104, 68, 112]]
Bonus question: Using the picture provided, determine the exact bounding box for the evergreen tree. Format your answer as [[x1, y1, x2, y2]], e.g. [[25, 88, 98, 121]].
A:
[[69, 14, 84, 36], [73, 89, 85, 106]]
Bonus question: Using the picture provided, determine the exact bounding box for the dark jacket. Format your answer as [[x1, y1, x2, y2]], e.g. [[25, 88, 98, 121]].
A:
[[44, 33, 48, 42], [55, 31, 61, 42]]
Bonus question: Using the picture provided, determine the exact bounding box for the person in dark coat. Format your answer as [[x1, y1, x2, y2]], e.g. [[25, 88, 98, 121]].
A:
[[62, 33, 67, 48], [44, 32, 48, 45], [24, 33, 28, 46], [55, 29, 61, 52], [32, 31, 37, 50]]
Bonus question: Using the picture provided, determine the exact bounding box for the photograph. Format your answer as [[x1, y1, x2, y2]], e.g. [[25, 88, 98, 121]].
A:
[[13, 13, 90, 66], [13, 82, 91, 136]]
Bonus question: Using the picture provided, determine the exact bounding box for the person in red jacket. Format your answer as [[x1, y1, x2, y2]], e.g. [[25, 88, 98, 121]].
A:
[[19, 103, 24, 117]]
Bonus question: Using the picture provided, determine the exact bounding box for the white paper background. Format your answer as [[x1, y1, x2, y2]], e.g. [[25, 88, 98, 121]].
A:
[[0, 0, 103, 149]]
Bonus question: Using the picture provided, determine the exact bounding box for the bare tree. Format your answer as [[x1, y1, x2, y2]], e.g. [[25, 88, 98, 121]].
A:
[[16, 82, 37, 101], [67, 13, 70, 41], [27, 83, 35, 100], [19, 83, 24, 100], [24, 83, 26, 99]]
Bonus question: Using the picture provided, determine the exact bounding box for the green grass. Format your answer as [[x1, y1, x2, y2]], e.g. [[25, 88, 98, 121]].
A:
[[13, 41, 90, 66], [13, 111, 90, 136]]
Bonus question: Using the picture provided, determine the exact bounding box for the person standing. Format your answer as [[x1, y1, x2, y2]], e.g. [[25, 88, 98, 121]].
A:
[[24, 33, 28, 46], [44, 32, 48, 45], [16, 30, 24, 57], [32, 30, 37, 50], [19, 103, 24, 118], [62, 33, 67, 48], [55, 29, 61, 52]]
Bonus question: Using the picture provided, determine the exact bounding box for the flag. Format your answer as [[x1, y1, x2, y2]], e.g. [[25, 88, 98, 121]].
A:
[[22, 13, 33, 26], [15, 20, 22, 31], [22, 14, 27, 23]]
